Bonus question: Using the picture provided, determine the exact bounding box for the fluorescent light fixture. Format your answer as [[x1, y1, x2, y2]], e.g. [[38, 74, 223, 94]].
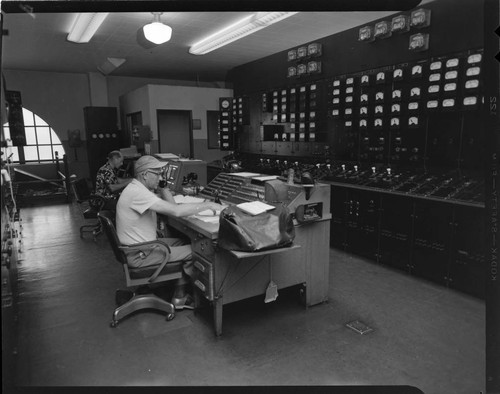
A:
[[67, 13, 109, 43], [143, 12, 172, 45], [189, 12, 298, 55]]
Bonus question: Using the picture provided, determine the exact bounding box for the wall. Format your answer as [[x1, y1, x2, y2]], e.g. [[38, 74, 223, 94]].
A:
[[2, 69, 231, 179], [120, 84, 233, 163]]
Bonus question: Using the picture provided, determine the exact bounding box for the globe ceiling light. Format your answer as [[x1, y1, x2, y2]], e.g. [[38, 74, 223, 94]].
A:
[[143, 12, 172, 45]]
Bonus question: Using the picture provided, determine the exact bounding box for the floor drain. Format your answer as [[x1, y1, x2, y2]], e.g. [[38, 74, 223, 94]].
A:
[[346, 320, 373, 335]]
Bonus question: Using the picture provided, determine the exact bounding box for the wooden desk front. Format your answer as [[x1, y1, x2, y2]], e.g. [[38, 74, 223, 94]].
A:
[[165, 213, 331, 336]]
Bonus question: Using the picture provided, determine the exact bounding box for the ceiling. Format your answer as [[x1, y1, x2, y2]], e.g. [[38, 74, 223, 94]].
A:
[[1, 2, 432, 83]]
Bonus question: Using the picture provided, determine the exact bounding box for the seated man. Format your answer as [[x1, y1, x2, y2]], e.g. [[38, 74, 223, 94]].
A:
[[116, 155, 222, 310], [95, 150, 132, 211]]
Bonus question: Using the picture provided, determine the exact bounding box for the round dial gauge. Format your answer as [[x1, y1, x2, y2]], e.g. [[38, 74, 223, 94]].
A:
[[221, 99, 230, 109]]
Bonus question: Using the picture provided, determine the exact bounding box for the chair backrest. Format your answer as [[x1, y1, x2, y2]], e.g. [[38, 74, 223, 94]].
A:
[[71, 178, 92, 202], [97, 210, 127, 265]]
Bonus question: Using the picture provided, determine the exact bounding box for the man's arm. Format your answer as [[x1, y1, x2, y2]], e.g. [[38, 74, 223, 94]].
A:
[[150, 198, 222, 218], [107, 178, 132, 193]]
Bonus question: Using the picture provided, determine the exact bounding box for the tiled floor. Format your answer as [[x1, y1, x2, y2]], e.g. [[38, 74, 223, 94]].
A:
[[9, 202, 485, 392]]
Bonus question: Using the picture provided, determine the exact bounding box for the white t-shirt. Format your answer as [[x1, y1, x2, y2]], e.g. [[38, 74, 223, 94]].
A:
[[116, 179, 162, 245]]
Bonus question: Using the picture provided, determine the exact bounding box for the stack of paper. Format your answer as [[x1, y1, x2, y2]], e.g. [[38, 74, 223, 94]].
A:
[[237, 201, 275, 216]]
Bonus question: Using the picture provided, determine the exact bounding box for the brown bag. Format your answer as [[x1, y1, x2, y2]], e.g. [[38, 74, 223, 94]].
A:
[[217, 203, 295, 252]]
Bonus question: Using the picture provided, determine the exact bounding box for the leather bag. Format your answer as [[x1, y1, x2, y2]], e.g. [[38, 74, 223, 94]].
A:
[[217, 203, 295, 252]]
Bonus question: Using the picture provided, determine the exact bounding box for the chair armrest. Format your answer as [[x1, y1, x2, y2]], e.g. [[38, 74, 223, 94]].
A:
[[119, 240, 172, 282]]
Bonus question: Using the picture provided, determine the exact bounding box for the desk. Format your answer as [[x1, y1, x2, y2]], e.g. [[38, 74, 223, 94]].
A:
[[166, 212, 331, 336]]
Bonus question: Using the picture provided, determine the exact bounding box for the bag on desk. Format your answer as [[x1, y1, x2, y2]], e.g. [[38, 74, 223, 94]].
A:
[[217, 203, 295, 252]]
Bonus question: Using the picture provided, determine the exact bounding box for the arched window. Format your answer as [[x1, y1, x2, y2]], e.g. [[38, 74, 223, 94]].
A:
[[2, 107, 65, 164]]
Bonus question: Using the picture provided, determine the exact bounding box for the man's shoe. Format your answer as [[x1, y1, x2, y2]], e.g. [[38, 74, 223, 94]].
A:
[[171, 294, 195, 310]]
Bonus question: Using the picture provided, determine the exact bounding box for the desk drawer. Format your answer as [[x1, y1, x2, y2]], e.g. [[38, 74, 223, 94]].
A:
[[193, 253, 214, 301], [192, 236, 216, 260]]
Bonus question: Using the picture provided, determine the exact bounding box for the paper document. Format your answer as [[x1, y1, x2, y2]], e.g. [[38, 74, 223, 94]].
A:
[[252, 175, 279, 182], [237, 201, 275, 216], [194, 216, 220, 224], [174, 195, 205, 204], [231, 172, 261, 178]]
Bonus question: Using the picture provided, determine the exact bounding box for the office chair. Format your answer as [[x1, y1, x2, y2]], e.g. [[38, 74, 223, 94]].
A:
[[71, 178, 106, 241], [97, 210, 184, 327]]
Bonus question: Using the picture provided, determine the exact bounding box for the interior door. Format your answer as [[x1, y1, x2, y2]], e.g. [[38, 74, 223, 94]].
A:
[[157, 110, 193, 157]]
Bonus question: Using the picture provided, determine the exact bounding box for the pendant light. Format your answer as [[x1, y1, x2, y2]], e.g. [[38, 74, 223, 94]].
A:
[[143, 12, 172, 45]]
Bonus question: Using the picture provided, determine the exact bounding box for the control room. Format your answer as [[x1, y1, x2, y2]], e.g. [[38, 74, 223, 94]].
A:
[[1, 1, 498, 393]]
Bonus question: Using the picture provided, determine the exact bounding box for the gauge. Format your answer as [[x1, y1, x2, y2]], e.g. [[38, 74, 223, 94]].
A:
[[221, 99, 230, 109], [444, 83, 457, 91], [111, 133, 117, 138], [290, 88, 296, 94], [408, 102, 419, 110], [346, 87, 354, 94], [346, 77, 354, 85], [332, 109, 339, 116], [409, 117, 419, 126], [465, 79, 479, 89], [445, 70, 458, 80], [466, 67, 481, 76], [391, 118, 400, 126], [428, 85, 440, 94], [290, 113, 296, 121], [310, 111, 316, 119], [427, 100, 439, 108], [98, 133, 104, 139], [429, 73, 441, 82], [299, 112, 305, 119], [412, 65, 422, 76], [376, 92, 384, 101], [345, 108, 352, 115], [333, 80, 340, 86], [393, 90, 402, 99], [392, 104, 401, 113], [361, 94, 368, 102], [430, 61, 442, 70], [360, 107, 368, 115], [333, 89, 340, 95], [345, 121, 352, 127], [332, 98, 340, 104], [105, 133, 110, 138], [443, 98, 455, 107], [467, 54, 482, 64], [377, 72, 385, 81], [361, 75, 369, 84], [375, 105, 383, 114], [463, 96, 477, 106], [411, 87, 421, 97], [393, 69, 403, 78], [92, 134, 97, 139], [300, 86, 306, 92], [375, 119, 383, 127], [360, 119, 367, 127], [345, 96, 353, 103], [310, 84, 317, 91]]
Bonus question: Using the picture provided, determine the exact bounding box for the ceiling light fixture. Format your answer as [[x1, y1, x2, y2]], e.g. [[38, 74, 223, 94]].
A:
[[67, 13, 109, 43], [189, 12, 298, 55], [143, 12, 172, 45]]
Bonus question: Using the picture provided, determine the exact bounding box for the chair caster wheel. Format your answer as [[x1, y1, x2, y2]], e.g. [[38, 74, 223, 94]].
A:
[[166, 313, 175, 321], [110, 320, 118, 328]]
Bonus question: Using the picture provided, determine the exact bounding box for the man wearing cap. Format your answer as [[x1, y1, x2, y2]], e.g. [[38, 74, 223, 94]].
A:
[[116, 155, 223, 310], [95, 150, 132, 211]]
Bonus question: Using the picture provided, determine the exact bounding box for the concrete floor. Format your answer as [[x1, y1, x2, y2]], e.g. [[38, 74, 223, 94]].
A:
[[8, 202, 485, 392]]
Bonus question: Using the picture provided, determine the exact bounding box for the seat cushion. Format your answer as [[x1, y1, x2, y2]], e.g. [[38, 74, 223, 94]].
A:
[[128, 261, 183, 280], [83, 208, 98, 219]]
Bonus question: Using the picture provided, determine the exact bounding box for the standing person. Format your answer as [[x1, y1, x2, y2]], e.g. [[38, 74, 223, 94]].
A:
[[95, 150, 132, 211], [116, 155, 222, 310]]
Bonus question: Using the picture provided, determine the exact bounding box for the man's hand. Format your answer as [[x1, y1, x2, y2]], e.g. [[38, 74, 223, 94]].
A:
[[159, 187, 176, 203]]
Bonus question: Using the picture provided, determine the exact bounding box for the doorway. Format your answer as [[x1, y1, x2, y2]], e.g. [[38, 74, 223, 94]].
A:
[[157, 109, 193, 158]]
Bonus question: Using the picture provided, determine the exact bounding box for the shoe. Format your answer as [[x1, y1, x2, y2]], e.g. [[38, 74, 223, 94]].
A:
[[171, 294, 195, 310]]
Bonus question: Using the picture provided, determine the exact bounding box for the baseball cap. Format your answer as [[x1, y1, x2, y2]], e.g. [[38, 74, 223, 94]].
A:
[[134, 155, 165, 174]]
